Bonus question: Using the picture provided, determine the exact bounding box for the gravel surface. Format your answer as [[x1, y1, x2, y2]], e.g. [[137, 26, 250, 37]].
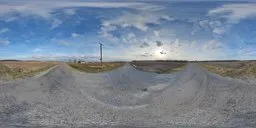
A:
[[0, 63, 256, 128]]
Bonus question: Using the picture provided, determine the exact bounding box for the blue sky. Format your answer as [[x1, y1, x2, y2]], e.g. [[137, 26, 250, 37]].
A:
[[0, 0, 255, 61]]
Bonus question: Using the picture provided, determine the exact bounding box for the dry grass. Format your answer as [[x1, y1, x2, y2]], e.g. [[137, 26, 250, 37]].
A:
[[200, 61, 256, 78], [0, 61, 57, 80], [68, 62, 125, 73], [131, 61, 187, 74]]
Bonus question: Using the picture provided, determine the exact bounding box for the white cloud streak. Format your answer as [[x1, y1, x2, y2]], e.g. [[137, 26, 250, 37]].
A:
[[0, 39, 10, 45], [64, 8, 76, 15], [203, 40, 224, 51], [196, 19, 226, 36], [32, 48, 42, 52], [0, 1, 162, 18], [102, 12, 173, 32], [51, 19, 62, 29], [213, 28, 225, 35], [209, 3, 256, 23], [100, 12, 174, 42], [0, 28, 10, 34], [71, 33, 80, 38]]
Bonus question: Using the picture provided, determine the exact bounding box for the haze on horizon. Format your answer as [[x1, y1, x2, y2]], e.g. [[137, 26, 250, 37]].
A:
[[0, 0, 255, 61]]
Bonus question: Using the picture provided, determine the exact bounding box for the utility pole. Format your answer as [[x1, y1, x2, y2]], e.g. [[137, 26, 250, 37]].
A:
[[99, 43, 103, 65]]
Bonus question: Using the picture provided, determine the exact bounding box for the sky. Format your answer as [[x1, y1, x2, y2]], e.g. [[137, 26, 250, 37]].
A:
[[0, 0, 255, 61]]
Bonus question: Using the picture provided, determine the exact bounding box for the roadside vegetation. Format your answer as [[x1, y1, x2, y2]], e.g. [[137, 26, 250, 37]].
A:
[[0, 61, 57, 81], [200, 61, 256, 78], [68, 62, 125, 73]]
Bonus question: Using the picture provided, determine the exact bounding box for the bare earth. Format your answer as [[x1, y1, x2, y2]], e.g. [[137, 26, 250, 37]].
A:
[[0, 62, 256, 128], [131, 61, 187, 73], [68, 62, 124, 73]]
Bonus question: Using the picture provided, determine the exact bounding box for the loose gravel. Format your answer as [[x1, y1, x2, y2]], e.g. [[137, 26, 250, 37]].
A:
[[0, 63, 256, 128]]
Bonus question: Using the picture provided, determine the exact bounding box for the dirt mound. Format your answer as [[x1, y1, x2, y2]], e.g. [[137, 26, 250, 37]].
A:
[[73, 63, 179, 107]]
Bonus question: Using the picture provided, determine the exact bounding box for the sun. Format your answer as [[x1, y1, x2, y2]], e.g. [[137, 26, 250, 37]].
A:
[[154, 48, 167, 59]]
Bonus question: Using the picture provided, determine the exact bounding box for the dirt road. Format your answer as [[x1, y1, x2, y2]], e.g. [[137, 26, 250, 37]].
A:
[[0, 63, 256, 127]]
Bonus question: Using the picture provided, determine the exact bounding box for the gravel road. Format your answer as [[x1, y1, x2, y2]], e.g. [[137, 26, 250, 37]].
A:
[[0, 63, 256, 128]]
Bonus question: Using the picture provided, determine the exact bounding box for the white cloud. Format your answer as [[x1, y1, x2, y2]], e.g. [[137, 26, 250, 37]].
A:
[[240, 48, 253, 56], [102, 12, 173, 32], [51, 19, 62, 29], [4, 17, 18, 22], [209, 3, 256, 23], [71, 33, 80, 38], [197, 20, 226, 35], [127, 33, 136, 40], [57, 40, 72, 46], [115, 38, 229, 61], [25, 53, 99, 61], [161, 15, 175, 21], [209, 20, 222, 28], [190, 29, 198, 35], [100, 25, 118, 41], [0, 28, 10, 34], [32, 48, 42, 52], [24, 37, 229, 61], [199, 20, 209, 28], [209, 20, 226, 35], [100, 12, 174, 42], [0, 39, 10, 45], [203, 40, 224, 50], [102, 13, 149, 31], [64, 9, 76, 15], [213, 28, 225, 35], [0, 1, 162, 18], [153, 30, 160, 36], [0, 1, 162, 30], [140, 42, 150, 48], [190, 40, 197, 48], [99, 11, 230, 61], [174, 39, 180, 47]]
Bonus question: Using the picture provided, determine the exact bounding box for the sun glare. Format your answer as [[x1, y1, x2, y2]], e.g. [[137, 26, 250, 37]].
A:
[[154, 48, 167, 59]]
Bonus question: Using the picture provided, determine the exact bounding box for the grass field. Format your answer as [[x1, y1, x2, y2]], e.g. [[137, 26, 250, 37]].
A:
[[68, 62, 125, 73], [0, 61, 57, 80], [200, 61, 256, 78], [131, 60, 187, 74]]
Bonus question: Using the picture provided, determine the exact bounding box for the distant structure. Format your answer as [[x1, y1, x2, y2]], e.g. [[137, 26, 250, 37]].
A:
[[99, 43, 103, 64]]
